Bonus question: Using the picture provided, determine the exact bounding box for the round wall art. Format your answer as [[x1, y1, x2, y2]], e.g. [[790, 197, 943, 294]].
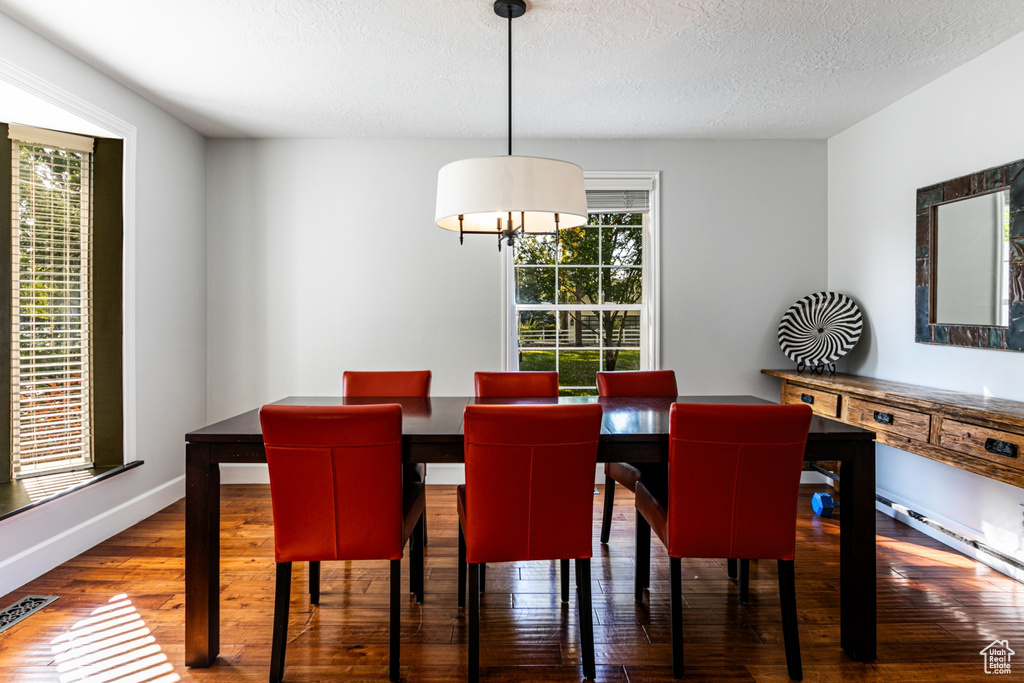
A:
[[778, 292, 862, 374]]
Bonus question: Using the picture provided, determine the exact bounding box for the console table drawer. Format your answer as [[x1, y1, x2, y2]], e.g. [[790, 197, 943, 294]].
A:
[[781, 383, 840, 418], [763, 369, 1024, 489], [940, 419, 1024, 466], [846, 398, 931, 443]]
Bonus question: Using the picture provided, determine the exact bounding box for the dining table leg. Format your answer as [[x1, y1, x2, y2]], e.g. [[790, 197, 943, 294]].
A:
[[835, 438, 877, 662], [185, 442, 220, 667]]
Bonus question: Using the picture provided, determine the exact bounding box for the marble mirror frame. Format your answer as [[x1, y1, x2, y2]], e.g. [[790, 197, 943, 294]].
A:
[[916, 159, 1024, 351]]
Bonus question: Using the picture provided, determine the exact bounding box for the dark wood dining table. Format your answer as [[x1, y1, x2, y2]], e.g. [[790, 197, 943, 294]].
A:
[[184, 395, 877, 668]]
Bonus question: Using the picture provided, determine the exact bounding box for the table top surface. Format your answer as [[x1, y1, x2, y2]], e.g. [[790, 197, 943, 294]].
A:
[[187, 395, 874, 444]]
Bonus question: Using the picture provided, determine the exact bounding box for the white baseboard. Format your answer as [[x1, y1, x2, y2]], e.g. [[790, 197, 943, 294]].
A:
[[0, 475, 185, 597], [408, 465, 607, 486], [219, 462, 270, 484], [395, 468, 830, 487], [800, 470, 830, 485], [220, 464, 834, 487], [221, 463, 596, 486], [420, 463, 465, 485]]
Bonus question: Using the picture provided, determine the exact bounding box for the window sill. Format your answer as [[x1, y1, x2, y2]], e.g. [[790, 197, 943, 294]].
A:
[[0, 461, 144, 522]]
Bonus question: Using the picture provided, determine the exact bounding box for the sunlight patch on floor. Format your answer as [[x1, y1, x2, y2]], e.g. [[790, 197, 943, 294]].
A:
[[875, 534, 978, 567], [49, 594, 179, 683]]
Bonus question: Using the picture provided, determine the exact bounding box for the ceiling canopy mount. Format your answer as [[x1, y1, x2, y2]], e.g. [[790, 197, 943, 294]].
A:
[[493, 0, 526, 20]]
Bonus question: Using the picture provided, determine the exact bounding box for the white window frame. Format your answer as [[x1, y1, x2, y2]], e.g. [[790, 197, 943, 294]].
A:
[[0, 59, 138, 466], [502, 171, 661, 380]]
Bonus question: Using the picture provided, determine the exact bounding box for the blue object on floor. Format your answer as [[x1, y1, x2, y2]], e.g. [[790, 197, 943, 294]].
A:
[[812, 492, 838, 517]]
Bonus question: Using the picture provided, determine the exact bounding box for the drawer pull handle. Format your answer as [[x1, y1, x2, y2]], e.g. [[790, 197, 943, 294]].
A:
[[800, 393, 815, 405], [873, 411, 894, 425], [985, 438, 1018, 459]]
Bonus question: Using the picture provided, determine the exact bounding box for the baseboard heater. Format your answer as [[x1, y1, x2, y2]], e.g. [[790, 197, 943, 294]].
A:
[[873, 493, 1024, 573], [808, 463, 1024, 573]]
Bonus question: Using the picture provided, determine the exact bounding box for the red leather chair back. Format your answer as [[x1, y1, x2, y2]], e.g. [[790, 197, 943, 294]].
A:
[[474, 371, 559, 398], [597, 370, 677, 397], [343, 370, 431, 397], [666, 403, 812, 561], [462, 403, 602, 563], [259, 404, 406, 563]]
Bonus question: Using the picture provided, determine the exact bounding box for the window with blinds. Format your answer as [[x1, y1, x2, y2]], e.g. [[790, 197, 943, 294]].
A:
[[508, 174, 659, 395], [8, 124, 94, 478]]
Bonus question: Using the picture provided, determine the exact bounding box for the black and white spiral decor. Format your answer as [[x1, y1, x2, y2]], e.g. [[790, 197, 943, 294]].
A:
[[778, 292, 862, 374]]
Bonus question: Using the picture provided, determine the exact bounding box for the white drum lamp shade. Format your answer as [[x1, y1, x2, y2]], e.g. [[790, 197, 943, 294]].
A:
[[435, 155, 588, 234]]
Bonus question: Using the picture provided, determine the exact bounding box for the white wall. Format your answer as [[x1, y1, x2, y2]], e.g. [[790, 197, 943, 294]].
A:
[[828, 31, 1024, 574], [0, 14, 207, 596], [207, 138, 827, 413], [207, 138, 827, 481]]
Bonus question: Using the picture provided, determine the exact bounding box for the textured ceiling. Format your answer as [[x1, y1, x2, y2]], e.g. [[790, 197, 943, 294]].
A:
[[2, 0, 1024, 139]]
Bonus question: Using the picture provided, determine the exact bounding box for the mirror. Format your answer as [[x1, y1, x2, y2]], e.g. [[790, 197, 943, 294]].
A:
[[916, 159, 1024, 351], [934, 189, 1009, 326]]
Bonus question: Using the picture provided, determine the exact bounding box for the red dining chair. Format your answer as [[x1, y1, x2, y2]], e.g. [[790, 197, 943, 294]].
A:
[[472, 370, 561, 594], [260, 404, 425, 683], [596, 369, 678, 544], [343, 370, 432, 548], [473, 370, 559, 398], [458, 403, 602, 682], [343, 370, 432, 398], [633, 403, 812, 680]]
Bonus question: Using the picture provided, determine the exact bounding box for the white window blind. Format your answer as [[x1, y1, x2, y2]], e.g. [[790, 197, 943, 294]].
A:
[[584, 189, 651, 213], [9, 125, 94, 478]]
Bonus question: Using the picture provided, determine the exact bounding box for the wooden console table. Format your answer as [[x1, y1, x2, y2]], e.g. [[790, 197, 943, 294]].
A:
[[763, 370, 1024, 488]]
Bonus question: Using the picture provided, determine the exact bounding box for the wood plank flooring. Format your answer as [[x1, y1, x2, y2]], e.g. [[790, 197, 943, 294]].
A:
[[1, 484, 1021, 682]]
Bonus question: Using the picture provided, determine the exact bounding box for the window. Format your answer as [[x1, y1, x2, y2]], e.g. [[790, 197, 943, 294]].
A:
[[9, 125, 93, 477], [2, 123, 123, 483], [507, 173, 659, 395]]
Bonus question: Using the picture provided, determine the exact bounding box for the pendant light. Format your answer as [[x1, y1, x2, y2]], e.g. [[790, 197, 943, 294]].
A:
[[435, 0, 588, 251]]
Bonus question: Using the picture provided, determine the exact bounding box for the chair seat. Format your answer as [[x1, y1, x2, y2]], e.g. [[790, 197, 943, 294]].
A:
[[634, 480, 669, 548], [456, 484, 467, 549], [403, 481, 427, 544], [605, 461, 642, 492], [405, 462, 426, 483]]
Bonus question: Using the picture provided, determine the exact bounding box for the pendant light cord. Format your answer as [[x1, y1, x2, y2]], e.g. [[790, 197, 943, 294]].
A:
[[507, 11, 513, 156]]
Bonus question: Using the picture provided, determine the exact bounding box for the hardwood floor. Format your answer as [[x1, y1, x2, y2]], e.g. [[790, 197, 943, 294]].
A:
[[0, 484, 1020, 682]]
